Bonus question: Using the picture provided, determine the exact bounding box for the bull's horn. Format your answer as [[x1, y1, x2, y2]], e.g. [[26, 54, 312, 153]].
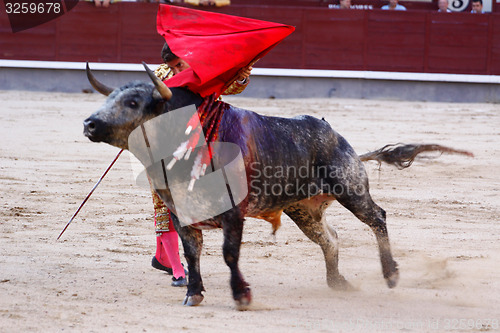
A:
[[142, 61, 172, 100], [86, 62, 114, 96]]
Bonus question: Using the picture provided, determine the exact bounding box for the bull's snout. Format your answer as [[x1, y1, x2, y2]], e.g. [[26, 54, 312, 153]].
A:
[[83, 116, 107, 142]]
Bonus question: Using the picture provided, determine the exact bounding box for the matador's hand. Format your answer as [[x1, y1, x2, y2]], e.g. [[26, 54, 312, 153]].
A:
[[236, 66, 253, 82]]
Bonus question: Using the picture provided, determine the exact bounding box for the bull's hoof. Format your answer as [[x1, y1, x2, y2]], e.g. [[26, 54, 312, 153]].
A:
[[385, 270, 399, 289], [327, 274, 353, 291], [182, 294, 204, 306], [171, 276, 188, 287], [234, 287, 252, 311]]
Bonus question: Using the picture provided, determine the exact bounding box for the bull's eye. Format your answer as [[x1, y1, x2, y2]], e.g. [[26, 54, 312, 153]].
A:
[[125, 99, 139, 109]]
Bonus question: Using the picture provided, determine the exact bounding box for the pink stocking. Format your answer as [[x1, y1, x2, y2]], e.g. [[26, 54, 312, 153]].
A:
[[159, 231, 185, 279], [155, 236, 171, 268]]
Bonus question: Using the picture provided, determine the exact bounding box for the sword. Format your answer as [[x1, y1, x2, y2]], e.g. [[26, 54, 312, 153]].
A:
[[57, 149, 124, 240]]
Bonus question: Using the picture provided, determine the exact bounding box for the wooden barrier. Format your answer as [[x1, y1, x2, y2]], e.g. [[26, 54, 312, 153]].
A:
[[1, 2, 499, 75]]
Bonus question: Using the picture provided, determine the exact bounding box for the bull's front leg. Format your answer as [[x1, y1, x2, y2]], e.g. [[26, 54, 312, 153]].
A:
[[171, 214, 205, 306], [221, 208, 251, 310]]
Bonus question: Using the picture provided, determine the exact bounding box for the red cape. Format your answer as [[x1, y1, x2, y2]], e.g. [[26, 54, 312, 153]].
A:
[[156, 5, 295, 97]]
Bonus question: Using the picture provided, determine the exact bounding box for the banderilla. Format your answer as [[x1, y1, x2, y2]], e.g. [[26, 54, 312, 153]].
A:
[[57, 149, 124, 240]]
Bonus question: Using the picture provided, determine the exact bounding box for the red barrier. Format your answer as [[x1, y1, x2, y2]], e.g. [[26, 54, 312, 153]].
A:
[[1, 2, 499, 75], [0, 2, 164, 63]]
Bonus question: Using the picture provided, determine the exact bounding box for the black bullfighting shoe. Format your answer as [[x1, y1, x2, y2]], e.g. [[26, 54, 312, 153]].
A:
[[151, 256, 173, 275], [171, 276, 188, 287]]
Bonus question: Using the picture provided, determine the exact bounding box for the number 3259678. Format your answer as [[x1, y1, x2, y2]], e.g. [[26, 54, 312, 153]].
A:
[[5, 2, 62, 14]]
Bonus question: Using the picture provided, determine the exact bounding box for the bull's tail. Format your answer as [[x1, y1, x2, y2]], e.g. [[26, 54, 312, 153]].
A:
[[359, 143, 474, 169]]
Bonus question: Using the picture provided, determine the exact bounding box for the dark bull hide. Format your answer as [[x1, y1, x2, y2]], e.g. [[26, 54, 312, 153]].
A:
[[83, 63, 469, 309]]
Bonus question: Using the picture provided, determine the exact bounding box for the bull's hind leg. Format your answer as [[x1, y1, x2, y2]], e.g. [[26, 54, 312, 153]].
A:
[[331, 161, 399, 288], [221, 208, 251, 309], [284, 199, 351, 290], [170, 214, 205, 306], [340, 197, 399, 288]]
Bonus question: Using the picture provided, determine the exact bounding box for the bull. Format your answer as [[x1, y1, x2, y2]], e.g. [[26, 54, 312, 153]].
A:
[[82, 63, 467, 309]]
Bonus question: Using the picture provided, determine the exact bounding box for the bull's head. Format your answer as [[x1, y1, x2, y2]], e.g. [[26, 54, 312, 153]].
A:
[[83, 62, 200, 149]]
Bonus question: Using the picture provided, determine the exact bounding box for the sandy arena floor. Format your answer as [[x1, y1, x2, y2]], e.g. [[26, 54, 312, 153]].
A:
[[1, 90, 499, 332]]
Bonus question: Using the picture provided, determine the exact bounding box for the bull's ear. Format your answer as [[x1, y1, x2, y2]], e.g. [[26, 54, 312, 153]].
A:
[[86, 63, 115, 96], [143, 62, 172, 100]]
